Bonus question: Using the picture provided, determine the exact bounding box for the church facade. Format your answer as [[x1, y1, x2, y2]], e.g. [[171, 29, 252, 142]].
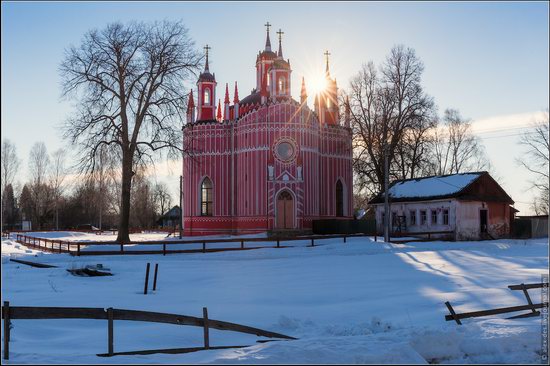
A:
[[182, 24, 353, 235]]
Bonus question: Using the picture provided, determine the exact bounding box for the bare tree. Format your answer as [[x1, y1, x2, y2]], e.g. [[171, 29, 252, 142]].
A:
[[347, 46, 435, 195], [153, 182, 172, 216], [60, 20, 202, 242], [49, 148, 68, 230], [28, 142, 53, 229], [429, 109, 490, 175], [1, 139, 20, 193], [517, 110, 549, 215]]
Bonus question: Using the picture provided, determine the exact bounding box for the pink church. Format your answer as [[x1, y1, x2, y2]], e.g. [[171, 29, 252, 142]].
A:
[[182, 24, 353, 236]]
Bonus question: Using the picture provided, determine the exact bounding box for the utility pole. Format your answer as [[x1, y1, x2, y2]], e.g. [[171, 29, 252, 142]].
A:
[[179, 175, 183, 239], [384, 144, 390, 243]]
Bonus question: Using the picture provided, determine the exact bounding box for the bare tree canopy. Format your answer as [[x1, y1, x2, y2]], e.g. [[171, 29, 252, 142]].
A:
[[1, 139, 21, 193], [430, 109, 491, 176], [347, 45, 436, 196], [517, 110, 549, 214], [60, 20, 202, 242]]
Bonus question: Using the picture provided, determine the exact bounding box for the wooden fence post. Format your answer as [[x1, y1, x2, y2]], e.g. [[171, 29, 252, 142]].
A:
[[153, 264, 159, 291], [310, 238, 314, 247], [202, 242, 206, 253], [241, 240, 244, 249], [163, 244, 166, 256], [77, 244, 81, 256], [144, 263, 150, 295], [343, 236, 347, 243], [277, 240, 280, 248], [445, 301, 462, 325], [3, 301, 10, 360], [203, 307, 209, 349], [107, 307, 114, 356], [120, 244, 124, 253]]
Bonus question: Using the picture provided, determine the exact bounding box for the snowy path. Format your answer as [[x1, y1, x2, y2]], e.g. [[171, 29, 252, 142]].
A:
[[1, 234, 548, 364]]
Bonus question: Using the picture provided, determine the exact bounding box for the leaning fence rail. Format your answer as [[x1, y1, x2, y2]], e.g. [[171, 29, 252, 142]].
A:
[[1, 302, 296, 360], [11, 232, 376, 256], [444, 282, 549, 324]]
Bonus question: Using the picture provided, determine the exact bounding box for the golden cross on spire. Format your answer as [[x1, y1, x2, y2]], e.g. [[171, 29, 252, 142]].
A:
[[324, 50, 331, 73], [264, 22, 271, 33], [277, 28, 284, 41], [203, 44, 211, 56]]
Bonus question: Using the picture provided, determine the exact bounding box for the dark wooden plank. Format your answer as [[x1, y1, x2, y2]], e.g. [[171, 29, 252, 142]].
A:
[[444, 302, 548, 321], [508, 283, 545, 290], [203, 307, 209, 349], [97, 345, 248, 357], [107, 308, 114, 356], [144, 263, 150, 295], [3, 306, 107, 320], [153, 264, 159, 291], [9, 259, 57, 268], [3, 301, 9, 360]]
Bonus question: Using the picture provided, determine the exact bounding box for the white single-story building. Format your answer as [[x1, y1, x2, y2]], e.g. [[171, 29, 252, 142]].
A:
[[368, 171, 516, 241]]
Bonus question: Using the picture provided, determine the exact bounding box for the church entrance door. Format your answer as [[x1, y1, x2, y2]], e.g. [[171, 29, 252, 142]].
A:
[[276, 190, 295, 229]]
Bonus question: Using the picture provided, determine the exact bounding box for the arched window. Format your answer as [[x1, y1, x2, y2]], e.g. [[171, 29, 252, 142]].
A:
[[204, 88, 210, 105], [336, 180, 344, 217], [326, 97, 331, 109], [278, 77, 285, 93], [200, 177, 213, 216]]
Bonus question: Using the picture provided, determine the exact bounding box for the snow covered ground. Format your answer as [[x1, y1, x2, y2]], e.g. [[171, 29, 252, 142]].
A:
[[1, 233, 548, 364]]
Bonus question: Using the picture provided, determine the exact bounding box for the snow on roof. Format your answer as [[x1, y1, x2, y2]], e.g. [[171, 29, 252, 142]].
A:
[[387, 172, 482, 199]]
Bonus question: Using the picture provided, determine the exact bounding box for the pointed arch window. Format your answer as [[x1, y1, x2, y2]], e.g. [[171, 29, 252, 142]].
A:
[[336, 180, 344, 217], [204, 88, 211, 105], [278, 77, 285, 93], [200, 177, 213, 216]]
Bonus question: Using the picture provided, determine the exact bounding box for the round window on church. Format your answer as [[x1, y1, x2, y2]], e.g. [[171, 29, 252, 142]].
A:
[[274, 140, 297, 163]]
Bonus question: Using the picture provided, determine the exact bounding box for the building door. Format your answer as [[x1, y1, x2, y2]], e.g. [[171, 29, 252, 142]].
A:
[[480, 209, 488, 233], [276, 191, 294, 229]]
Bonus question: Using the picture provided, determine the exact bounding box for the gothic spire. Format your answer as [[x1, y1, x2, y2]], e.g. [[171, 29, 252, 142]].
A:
[[234, 81, 239, 103], [277, 28, 284, 58], [264, 21, 272, 52], [203, 44, 211, 73], [224, 83, 230, 104], [324, 50, 331, 77], [300, 77, 307, 104], [216, 99, 222, 121]]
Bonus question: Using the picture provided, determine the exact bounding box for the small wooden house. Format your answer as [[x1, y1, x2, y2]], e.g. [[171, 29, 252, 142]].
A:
[[368, 171, 515, 240]]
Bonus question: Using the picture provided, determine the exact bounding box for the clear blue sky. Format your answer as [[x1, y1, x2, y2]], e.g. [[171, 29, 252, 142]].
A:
[[2, 1, 549, 214]]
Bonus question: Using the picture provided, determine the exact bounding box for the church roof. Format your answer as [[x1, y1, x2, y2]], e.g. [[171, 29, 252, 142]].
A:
[[198, 71, 215, 82], [239, 91, 261, 105], [270, 58, 290, 70]]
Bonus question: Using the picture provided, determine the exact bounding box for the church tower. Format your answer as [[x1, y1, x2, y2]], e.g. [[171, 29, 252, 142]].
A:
[[256, 22, 277, 93], [315, 50, 339, 125], [269, 29, 292, 101], [197, 45, 217, 121]]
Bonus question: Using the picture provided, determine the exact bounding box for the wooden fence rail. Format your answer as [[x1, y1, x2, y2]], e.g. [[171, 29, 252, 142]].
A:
[[444, 282, 549, 324], [11, 233, 377, 257], [1, 302, 295, 360]]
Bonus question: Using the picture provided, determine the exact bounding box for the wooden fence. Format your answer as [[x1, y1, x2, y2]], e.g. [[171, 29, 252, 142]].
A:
[[10, 233, 375, 257], [444, 282, 549, 324], [1, 301, 295, 360]]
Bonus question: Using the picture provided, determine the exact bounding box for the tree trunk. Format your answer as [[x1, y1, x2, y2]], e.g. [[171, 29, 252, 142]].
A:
[[116, 152, 133, 243]]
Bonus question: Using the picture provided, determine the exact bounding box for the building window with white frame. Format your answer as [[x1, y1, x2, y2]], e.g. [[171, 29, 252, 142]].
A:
[[420, 210, 427, 225], [431, 209, 438, 225], [204, 87, 211, 105], [410, 210, 416, 225], [443, 209, 449, 225]]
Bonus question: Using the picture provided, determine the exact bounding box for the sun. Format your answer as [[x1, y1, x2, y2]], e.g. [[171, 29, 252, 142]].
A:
[[309, 76, 327, 95]]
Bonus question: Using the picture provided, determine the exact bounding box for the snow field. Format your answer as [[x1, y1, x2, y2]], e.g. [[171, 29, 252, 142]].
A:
[[1, 233, 548, 363]]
